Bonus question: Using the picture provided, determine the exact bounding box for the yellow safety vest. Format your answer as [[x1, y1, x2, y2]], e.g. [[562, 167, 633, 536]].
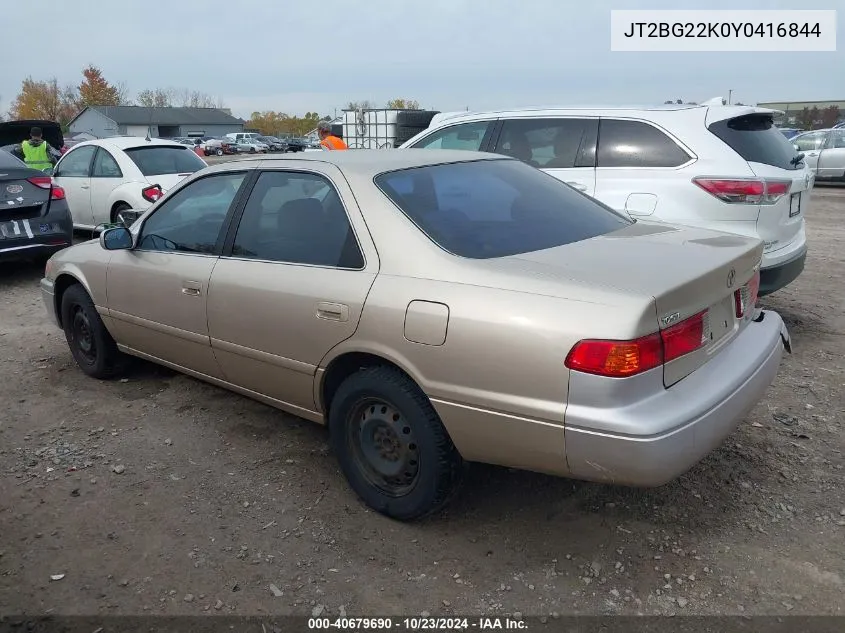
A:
[[21, 140, 53, 171]]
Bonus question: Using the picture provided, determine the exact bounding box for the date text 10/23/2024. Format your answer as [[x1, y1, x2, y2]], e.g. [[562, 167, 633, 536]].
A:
[[308, 617, 529, 630]]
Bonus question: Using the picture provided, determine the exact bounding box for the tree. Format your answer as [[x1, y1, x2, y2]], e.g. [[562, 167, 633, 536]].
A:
[[136, 88, 173, 108], [346, 100, 375, 111], [77, 64, 122, 108], [797, 107, 821, 130], [9, 77, 78, 127], [820, 105, 841, 128], [386, 98, 420, 109]]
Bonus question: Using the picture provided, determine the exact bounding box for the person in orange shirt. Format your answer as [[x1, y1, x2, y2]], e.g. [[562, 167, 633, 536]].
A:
[[318, 121, 348, 150]]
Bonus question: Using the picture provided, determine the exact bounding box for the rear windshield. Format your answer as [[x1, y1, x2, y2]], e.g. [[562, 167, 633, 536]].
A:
[[0, 149, 25, 168], [708, 114, 802, 171], [375, 159, 631, 259], [123, 145, 206, 176]]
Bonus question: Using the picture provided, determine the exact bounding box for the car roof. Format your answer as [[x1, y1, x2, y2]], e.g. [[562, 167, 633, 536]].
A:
[[71, 137, 187, 151], [215, 149, 504, 177]]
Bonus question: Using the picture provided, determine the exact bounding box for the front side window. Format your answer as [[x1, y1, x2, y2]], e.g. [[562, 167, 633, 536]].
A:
[[598, 119, 692, 168], [92, 148, 123, 178], [494, 118, 596, 168], [55, 145, 96, 177], [376, 159, 630, 259], [137, 172, 246, 254], [230, 171, 364, 268], [410, 121, 493, 151], [123, 145, 206, 176], [793, 131, 827, 152]]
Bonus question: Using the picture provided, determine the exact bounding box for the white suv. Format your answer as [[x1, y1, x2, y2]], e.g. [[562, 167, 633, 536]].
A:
[[399, 104, 812, 295]]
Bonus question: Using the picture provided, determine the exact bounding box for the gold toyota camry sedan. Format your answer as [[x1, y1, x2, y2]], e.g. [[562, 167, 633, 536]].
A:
[[40, 150, 792, 520]]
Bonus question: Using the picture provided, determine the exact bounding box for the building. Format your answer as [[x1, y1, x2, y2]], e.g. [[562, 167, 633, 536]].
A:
[[68, 105, 245, 139], [756, 100, 845, 126]]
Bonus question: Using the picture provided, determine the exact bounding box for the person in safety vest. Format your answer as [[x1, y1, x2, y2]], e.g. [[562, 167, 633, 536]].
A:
[[318, 121, 347, 150], [20, 127, 56, 172]]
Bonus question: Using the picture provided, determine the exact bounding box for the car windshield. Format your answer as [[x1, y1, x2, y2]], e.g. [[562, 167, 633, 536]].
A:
[[123, 145, 206, 176], [375, 159, 631, 259]]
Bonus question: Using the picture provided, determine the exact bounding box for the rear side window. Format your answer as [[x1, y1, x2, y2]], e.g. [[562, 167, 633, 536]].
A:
[[123, 145, 206, 176], [493, 118, 597, 168], [598, 119, 692, 168], [375, 159, 630, 259], [708, 114, 802, 171]]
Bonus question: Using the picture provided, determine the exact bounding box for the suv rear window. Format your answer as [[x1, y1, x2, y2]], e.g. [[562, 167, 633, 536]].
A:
[[708, 114, 802, 171], [375, 159, 630, 259], [123, 145, 206, 176]]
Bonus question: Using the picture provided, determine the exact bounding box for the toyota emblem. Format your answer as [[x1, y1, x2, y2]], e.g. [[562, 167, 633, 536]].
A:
[[6, 184, 23, 194], [727, 268, 736, 288]]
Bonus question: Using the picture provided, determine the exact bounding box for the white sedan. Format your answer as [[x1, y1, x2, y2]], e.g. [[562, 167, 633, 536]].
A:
[[52, 137, 207, 230]]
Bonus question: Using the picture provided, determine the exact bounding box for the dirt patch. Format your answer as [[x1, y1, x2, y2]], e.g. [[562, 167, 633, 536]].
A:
[[1, 187, 843, 618]]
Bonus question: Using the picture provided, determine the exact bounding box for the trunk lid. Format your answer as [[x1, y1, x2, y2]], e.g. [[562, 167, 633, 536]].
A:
[[470, 221, 763, 386], [0, 119, 64, 151], [0, 169, 51, 224]]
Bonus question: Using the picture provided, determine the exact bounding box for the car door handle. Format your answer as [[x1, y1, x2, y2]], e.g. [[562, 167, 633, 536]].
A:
[[565, 181, 588, 191], [806, 152, 819, 157], [80, 185, 90, 189], [181, 281, 202, 296], [316, 302, 349, 322]]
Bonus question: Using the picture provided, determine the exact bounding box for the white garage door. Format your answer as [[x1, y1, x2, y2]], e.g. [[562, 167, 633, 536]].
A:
[[126, 125, 151, 137]]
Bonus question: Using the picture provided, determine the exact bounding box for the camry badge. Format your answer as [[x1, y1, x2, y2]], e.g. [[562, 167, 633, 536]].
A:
[[661, 312, 681, 326], [727, 268, 736, 288]]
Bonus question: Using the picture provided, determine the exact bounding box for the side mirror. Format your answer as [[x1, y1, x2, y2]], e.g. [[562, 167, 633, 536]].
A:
[[99, 226, 133, 251]]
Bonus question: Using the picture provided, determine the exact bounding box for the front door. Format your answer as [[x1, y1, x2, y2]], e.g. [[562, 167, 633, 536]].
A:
[[490, 117, 598, 196], [792, 130, 828, 175], [207, 167, 378, 414], [106, 170, 250, 377], [52, 144, 96, 227]]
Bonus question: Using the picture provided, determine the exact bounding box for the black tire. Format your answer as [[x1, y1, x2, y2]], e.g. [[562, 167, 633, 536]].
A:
[[396, 110, 439, 128], [60, 284, 125, 379], [216, 148, 224, 156], [110, 202, 132, 226], [328, 366, 464, 521]]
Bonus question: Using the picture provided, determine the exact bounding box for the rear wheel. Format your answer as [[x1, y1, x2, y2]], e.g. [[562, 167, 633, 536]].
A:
[[328, 366, 464, 520], [60, 284, 125, 379], [111, 202, 132, 226]]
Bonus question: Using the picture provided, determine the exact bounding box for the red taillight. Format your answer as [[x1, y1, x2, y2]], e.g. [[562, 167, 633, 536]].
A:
[[693, 178, 791, 205], [734, 269, 761, 318], [566, 312, 707, 378], [661, 310, 707, 363], [141, 184, 163, 203], [27, 176, 65, 200], [565, 333, 663, 378]]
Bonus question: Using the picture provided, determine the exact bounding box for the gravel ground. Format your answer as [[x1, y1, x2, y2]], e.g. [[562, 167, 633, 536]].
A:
[[1, 185, 843, 618]]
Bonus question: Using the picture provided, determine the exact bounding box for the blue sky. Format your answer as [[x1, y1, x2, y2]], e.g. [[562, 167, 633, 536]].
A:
[[3, 0, 842, 119]]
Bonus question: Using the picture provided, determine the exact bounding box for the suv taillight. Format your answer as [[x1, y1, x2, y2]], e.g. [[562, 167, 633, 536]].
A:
[[141, 184, 163, 203], [693, 178, 791, 205], [565, 311, 708, 378], [734, 269, 761, 319]]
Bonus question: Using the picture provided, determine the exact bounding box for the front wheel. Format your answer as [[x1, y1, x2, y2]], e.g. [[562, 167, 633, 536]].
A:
[[60, 284, 126, 379], [216, 148, 223, 156], [328, 366, 464, 520]]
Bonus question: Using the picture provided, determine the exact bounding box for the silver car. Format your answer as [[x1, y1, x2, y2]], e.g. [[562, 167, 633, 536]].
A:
[[792, 128, 845, 181]]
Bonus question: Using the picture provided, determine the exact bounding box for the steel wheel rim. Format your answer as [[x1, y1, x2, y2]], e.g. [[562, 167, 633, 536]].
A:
[[71, 306, 96, 365], [347, 398, 420, 497]]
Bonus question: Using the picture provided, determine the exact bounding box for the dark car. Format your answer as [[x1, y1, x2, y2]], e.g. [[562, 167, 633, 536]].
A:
[[285, 137, 307, 152], [0, 148, 72, 263], [256, 136, 285, 152], [0, 119, 64, 166]]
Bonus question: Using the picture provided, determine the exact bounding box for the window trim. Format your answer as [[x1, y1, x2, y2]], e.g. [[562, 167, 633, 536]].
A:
[[488, 116, 599, 169], [91, 147, 124, 179], [54, 144, 97, 178], [134, 170, 255, 257], [596, 117, 697, 170], [407, 119, 499, 152], [220, 168, 368, 271]]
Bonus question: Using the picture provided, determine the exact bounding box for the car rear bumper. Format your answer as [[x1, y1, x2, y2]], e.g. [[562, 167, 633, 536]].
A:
[[563, 309, 789, 486], [759, 246, 806, 296]]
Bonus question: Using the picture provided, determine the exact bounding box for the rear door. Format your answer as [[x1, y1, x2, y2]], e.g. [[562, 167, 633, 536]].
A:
[[707, 112, 809, 257], [53, 144, 96, 227], [489, 117, 597, 196], [818, 129, 845, 179]]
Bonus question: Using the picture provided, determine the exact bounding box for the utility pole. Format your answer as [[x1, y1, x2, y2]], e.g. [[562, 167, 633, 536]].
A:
[[728, 89, 733, 105]]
